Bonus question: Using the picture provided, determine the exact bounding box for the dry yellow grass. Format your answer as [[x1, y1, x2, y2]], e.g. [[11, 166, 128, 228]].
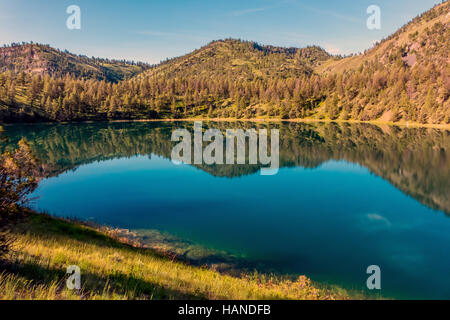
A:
[[0, 213, 357, 300]]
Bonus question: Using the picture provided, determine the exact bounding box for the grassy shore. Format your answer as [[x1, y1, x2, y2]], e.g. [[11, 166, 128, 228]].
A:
[[0, 211, 363, 300]]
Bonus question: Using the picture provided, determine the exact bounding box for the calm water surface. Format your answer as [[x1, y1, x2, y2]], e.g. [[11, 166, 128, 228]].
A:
[[2, 121, 450, 299]]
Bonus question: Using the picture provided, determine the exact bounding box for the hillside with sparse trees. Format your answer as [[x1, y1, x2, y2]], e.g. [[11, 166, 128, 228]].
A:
[[0, 1, 448, 124]]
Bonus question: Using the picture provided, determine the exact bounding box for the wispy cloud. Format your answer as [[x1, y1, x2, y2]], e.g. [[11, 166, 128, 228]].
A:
[[232, 7, 271, 16], [231, 1, 291, 17]]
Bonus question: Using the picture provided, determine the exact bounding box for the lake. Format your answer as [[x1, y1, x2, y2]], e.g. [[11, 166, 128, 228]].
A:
[[2, 121, 449, 299]]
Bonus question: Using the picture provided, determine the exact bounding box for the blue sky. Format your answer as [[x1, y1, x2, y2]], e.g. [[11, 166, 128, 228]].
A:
[[0, 0, 443, 63]]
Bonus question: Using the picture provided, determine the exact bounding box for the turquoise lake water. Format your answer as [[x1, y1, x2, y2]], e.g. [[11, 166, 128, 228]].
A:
[[2, 121, 450, 299]]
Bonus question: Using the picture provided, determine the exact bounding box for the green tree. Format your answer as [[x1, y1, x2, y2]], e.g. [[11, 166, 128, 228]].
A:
[[0, 134, 40, 257]]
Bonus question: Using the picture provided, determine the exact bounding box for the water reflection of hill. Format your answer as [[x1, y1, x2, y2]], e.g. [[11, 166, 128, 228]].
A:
[[2, 121, 449, 215]]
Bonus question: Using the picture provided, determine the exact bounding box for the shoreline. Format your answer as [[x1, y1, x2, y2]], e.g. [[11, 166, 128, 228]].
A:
[[5, 118, 448, 130], [123, 118, 450, 130], [1, 211, 366, 300]]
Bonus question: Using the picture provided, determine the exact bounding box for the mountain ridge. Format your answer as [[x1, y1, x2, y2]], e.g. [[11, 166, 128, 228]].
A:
[[0, 43, 151, 82], [0, 1, 448, 124], [143, 39, 333, 81]]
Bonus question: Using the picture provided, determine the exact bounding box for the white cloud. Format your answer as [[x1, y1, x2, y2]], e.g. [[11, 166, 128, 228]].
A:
[[323, 43, 342, 55]]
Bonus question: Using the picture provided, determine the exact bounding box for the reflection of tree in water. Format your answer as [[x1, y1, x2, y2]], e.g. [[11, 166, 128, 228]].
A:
[[1, 121, 449, 215]]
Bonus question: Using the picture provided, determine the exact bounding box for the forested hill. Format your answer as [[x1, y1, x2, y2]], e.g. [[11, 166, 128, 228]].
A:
[[144, 39, 332, 81], [0, 43, 150, 82], [0, 1, 448, 124], [314, 1, 450, 124]]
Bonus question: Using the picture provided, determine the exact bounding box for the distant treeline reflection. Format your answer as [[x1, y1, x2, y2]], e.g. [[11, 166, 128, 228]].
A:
[[1, 121, 449, 215]]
